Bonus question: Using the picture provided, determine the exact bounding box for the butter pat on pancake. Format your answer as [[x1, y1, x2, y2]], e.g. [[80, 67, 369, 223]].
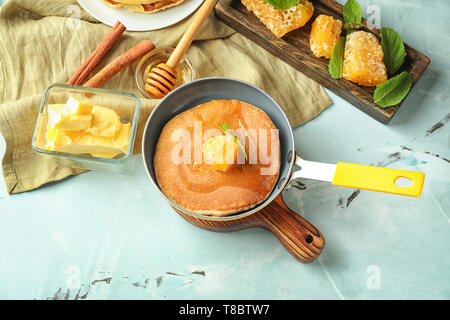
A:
[[202, 135, 238, 173], [154, 100, 280, 216]]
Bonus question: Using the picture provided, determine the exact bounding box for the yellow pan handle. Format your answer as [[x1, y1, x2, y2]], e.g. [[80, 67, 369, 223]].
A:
[[332, 162, 425, 197]]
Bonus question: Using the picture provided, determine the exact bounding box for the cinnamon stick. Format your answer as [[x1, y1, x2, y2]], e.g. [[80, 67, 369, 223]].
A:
[[67, 21, 126, 86], [84, 40, 156, 88]]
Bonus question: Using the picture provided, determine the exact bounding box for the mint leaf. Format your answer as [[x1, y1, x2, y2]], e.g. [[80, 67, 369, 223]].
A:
[[219, 124, 248, 161], [262, 0, 302, 10], [343, 0, 362, 25], [373, 71, 412, 108], [328, 37, 346, 79], [381, 27, 407, 74]]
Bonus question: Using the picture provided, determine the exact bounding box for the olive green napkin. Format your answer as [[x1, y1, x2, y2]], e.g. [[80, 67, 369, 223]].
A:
[[0, 0, 332, 194]]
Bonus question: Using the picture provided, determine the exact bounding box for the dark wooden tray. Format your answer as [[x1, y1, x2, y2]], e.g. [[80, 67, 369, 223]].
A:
[[214, 0, 430, 124]]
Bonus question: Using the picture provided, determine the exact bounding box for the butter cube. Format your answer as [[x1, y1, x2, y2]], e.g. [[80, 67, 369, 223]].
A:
[[46, 122, 129, 155], [65, 97, 93, 115], [202, 135, 238, 172], [86, 106, 122, 138], [48, 104, 92, 131], [113, 122, 130, 150], [45, 128, 72, 150]]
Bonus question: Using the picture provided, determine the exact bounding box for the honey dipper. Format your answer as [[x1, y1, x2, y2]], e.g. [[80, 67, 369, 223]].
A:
[[145, 0, 218, 99]]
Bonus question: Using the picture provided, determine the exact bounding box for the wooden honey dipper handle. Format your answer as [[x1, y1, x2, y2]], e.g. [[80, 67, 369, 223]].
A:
[[145, 0, 218, 99], [166, 0, 218, 69]]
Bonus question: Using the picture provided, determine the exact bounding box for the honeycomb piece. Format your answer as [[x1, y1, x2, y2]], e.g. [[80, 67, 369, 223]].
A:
[[342, 31, 387, 86], [310, 14, 343, 59], [242, 0, 314, 38]]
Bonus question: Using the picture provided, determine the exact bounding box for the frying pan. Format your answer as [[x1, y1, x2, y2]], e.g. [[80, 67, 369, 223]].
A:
[[142, 78, 425, 263]]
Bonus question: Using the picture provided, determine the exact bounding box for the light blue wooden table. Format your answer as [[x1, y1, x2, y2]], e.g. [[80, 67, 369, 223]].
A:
[[0, 0, 449, 300]]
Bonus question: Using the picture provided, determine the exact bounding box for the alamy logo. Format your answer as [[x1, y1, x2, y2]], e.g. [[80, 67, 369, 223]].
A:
[[366, 265, 381, 290], [170, 121, 279, 175], [366, 4, 381, 29], [66, 265, 81, 290], [66, 5, 81, 30]]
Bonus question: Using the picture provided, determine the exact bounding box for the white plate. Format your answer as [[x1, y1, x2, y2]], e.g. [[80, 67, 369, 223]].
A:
[[77, 0, 204, 32]]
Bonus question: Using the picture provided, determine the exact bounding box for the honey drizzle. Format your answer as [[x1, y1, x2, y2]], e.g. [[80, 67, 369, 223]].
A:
[[175, 100, 278, 198]]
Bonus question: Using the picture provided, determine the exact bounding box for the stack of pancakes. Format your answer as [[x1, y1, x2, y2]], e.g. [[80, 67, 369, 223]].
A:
[[102, 0, 185, 14]]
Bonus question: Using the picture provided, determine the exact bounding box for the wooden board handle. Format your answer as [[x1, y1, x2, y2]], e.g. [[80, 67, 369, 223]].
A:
[[256, 194, 325, 263]]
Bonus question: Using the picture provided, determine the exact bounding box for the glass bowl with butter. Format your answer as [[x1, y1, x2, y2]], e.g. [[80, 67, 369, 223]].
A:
[[32, 83, 141, 174], [135, 47, 195, 99]]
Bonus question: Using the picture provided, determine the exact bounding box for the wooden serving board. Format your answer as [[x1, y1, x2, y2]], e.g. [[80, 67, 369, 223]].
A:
[[214, 0, 430, 124]]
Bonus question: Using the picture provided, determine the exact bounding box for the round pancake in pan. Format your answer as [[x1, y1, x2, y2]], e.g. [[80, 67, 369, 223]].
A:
[[102, 0, 186, 14], [154, 100, 281, 216]]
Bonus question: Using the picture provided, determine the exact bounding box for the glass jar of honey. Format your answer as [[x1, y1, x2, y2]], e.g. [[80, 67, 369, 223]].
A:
[[135, 47, 195, 99]]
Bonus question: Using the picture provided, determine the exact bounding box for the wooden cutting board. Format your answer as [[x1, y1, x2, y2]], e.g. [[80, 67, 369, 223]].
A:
[[214, 0, 430, 124]]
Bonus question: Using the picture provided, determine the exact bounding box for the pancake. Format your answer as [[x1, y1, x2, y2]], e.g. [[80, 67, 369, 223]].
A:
[[102, 0, 185, 14], [154, 100, 280, 216]]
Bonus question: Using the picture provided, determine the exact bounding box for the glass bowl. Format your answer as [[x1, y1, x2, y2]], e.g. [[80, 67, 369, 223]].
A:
[[32, 83, 141, 174], [135, 47, 195, 99]]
